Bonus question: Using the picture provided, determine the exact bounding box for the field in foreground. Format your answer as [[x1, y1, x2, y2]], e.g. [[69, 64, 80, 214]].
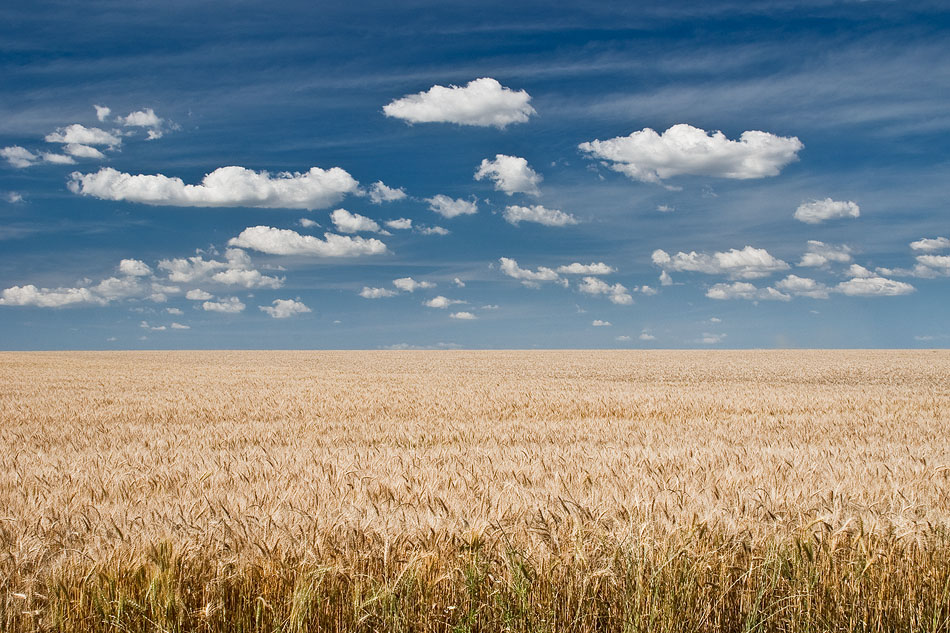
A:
[[1, 350, 949, 632]]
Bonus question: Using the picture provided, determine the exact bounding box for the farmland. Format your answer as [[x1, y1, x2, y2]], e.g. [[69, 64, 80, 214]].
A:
[[1, 350, 949, 631]]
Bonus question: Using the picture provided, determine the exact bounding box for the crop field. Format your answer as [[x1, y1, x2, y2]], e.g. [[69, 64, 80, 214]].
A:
[[1, 350, 949, 632]]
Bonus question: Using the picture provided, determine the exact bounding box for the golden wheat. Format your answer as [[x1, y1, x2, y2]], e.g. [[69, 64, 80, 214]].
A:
[[1, 350, 949, 631]]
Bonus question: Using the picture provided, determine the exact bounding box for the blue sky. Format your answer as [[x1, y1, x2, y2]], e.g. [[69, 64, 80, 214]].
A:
[[1, 0, 948, 349]]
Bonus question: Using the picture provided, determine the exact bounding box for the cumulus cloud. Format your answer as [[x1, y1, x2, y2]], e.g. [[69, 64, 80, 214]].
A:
[[424, 295, 465, 309], [418, 225, 450, 235], [639, 331, 656, 341], [393, 277, 435, 292], [913, 255, 950, 277], [386, 218, 412, 230], [228, 226, 386, 257], [166, 307, 184, 315], [64, 143, 106, 159], [331, 208, 384, 233], [503, 204, 578, 227], [383, 77, 535, 128], [118, 108, 162, 128], [910, 237, 950, 252], [794, 198, 860, 224], [659, 270, 673, 286], [211, 268, 283, 289], [0, 269, 153, 307], [798, 241, 852, 267], [425, 194, 477, 218], [0, 284, 105, 307], [836, 276, 915, 296], [158, 248, 281, 288], [579, 123, 802, 184], [299, 217, 320, 228], [69, 166, 359, 209], [652, 246, 789, 279], [368, 181, 407, 203], [450, 311, 477, 320], [556, 262, 615, 275], [202, 297, 245, 313], [578, 277, 633, 305], [94, 105, 111, 122], [119, 258, 152, 277], [474, 154, 542, 196], [45, 124, 121, 147], [359, 287, 398, 299], [185, 289, 213, 301], [774, 275, 830, 298], [592, 319, 611, 327], [41, 153, 76, 165], [699, 333, 727, 345], [2, 146, 39, 168], [706, 282, 790, 301], [454, 278, 465, 287], [260, 298, 311, 319], [498, 257, 562, 285], [170, 322, 190, 329]]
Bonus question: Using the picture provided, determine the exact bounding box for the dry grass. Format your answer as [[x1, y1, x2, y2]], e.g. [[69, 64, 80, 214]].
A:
[[1, 350, 949, 631]]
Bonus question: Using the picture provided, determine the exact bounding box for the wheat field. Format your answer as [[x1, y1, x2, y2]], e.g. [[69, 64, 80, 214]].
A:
[[1, 350, 949, 632]]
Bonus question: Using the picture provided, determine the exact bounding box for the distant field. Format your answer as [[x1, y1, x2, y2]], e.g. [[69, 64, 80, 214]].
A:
[[2, 351, 949, 632]]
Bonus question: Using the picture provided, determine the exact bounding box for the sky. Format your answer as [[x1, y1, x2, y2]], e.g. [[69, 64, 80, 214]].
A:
[[1, 1, 948, 350]]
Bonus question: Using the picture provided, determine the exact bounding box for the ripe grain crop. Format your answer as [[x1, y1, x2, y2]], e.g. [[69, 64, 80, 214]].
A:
[[1, 350, 949, 632]]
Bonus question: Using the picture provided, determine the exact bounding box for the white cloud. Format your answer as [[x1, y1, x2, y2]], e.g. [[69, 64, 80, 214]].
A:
[[774, 275, 830, 299], [64, 143, 106, 159], [557, 262, 615, 275], [910, 237, 950, 252], [368, 181, 407, 203], [170, 322, 190, 329], [847, 264, 875, 278], [418, 225, 450, 235], [794, 199, 860, 224], [140, 321, 166, 331], [498, 257, 561, 284], [578, 277, 633, 305], [425, 194, 477, 218], [0, 284, 104, 307], [166, 307, 184, 315], [798, 241, 852, 267], [118, 108, 162, 128], [185, 289, 213, 301], [659, 270, 673, 286], [424, 295, 464, 308], [119, 258, 152, 276], [503, 204, 578, 227], [699, 333, 727, 345], [41, 153, 76, 165], [616, 335, 632, 342], [706, 282, 790, 301], [836, 276, 915, 296], [480, 304, 498, 310], [383, 77, 535, 128], [914, 255, 950, 276], [579, 123, 802, 184], [657, 204, 674, 213], [592, 319, 611, 327], [94, 105, 111, 122], [652, 246, 789, 279], [260, 298, 311, 319], [1, 146, 38, 168], [474, 154, 542, 196], [299, 217, 320, 228], [202, 297, 245, 313], [639, 331, 656, 341], [211, 268, 283, 289], [228, 226, 386, 257], [331, 208, 384, 233], [450, 311, 477, 320], [386, 218, 412, 230], [453, 277, 465, 287], [4, 192, 24, 204], [69, 166, 359, 209], [359, 286, 398, 299], [393, 277, 435, 292], [45, 124, 121, 147]]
